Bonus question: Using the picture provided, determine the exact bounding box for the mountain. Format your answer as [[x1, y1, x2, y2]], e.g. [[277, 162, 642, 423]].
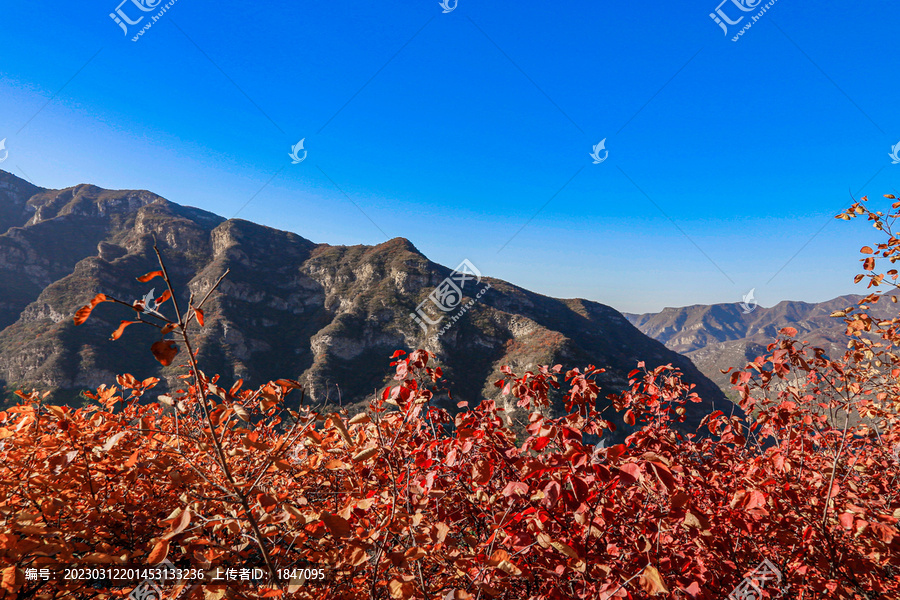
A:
[[0, 169, 727, 441], [625, 293, 898, 400]]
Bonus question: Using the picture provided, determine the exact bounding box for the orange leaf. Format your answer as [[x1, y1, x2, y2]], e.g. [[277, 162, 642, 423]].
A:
[[321, 513, 350, 538], [352, 447, 379, 463], [155, 289, 172, 305], [1, 566, 21, 593], [860, 246, 874, 254], [147, 539, 169, 564], [640, 565, 669, 595], [233, 404, 251, 422], [550, 540, 579, 559], [111, 320, 138, 341], [163, 508, 192, 539], [74, 293, 109, 326], [137, 270, 164, 283], [151, 340, 179, 366], [863, 257, 875, 271], [194, 308, 205, 327]]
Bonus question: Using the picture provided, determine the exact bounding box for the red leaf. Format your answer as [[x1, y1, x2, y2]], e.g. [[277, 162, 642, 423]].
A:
[[74, 293, 108, 326], [137, 270, 164, 283], [194, 308, 205, 327], [624, 409, 636, 426], [744, 490, 766, 510], [863, 257, 875, 271], [860, 246, 874, 254], [151, 340, 179, 366], [618, 463, 641, 483], [779, 327, 797, 337], [110, 320, 138, 341], [501, 482, 529, 497], [472, 459, 493, 485], [155, 289, 172, 305]]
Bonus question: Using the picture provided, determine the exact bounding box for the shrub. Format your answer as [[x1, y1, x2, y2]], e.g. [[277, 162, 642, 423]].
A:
[[1, 197, 899, 599]]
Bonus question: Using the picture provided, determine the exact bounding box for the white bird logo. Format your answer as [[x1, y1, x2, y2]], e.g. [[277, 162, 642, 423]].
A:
[[289, 139, 308, 164], [0, 139, 7, 163], [740, 288, 758, 314], [890, 141, 900, 165], [590, 139, 608, 164], [439, 0, 457, 13]]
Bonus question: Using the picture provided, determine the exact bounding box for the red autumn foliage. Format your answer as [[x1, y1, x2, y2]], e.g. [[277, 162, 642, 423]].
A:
[[1, 198, 899, 599]]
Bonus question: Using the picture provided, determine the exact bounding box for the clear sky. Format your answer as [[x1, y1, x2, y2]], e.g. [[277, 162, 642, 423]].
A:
[[1, 0, 898, 313]]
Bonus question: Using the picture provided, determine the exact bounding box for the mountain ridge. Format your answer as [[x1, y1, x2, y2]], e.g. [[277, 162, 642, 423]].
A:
[[625, 292, 897, 399], [0, 169, 727, 441]]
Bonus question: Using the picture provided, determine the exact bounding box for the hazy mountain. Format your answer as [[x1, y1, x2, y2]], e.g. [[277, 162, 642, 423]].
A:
[[0, 169, 727, 441], [625, 293, 897, 400]]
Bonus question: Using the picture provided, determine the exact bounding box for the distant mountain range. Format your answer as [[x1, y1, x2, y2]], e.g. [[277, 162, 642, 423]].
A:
[[625, 292, 897, 400], [0, 169, 726, 441]]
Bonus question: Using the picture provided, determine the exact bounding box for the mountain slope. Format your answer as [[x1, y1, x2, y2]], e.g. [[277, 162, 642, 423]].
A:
[[625, 294, 898, 399], [0, 169, 726, 441]]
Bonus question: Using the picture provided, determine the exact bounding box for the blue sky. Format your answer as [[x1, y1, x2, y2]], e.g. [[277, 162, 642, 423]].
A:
[[1, 0, 898, 312]]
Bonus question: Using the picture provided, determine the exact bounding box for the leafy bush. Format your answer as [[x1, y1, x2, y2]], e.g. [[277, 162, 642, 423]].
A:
[[1, 197, 899, 599]]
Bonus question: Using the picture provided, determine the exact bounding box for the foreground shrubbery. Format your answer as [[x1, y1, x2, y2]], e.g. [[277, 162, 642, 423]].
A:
[[1, 197, 899, 599]]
